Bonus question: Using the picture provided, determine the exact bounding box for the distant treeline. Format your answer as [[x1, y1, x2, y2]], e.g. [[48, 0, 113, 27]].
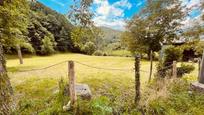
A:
[[4, 1, 79, 55]]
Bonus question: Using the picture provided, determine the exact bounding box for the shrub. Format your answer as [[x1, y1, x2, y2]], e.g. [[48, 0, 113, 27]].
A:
[[142, 79, 204, 115], [103, 52, 108, 56], [21, 42, 35, 54], [157, 46, 183, 78], [164, 45, 183, 65], [177, 64, 195, 77], [93, 50, 103, 56], [108, 50, 132, 57], [82, 42, 96, 55], [90, 96, 113, 114], [41, 36, 55, 55]]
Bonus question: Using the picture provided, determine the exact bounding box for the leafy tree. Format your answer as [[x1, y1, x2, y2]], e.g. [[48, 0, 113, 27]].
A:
[[0, 0, 29, 114], [69, 0, 105, 54], [125, 0, 185, 56], [68, 0, 94, 27], [29, 2, 75, 53], [28, 11, 55, 55], [0, 0, 30, 53], [41, 35, 56, 55], [71, 27, 103, 54], [92, 27, 104, 50], [124, 0, 185, 81]]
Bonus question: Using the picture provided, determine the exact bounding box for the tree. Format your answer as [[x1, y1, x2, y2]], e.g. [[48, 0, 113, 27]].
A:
[[0, 0, 29, 114], [0, 0, 29, 49], [124, 0, 185, 81], [71, 27, 103, 54], [0, 44, 12, 115], [41, 34, 56, 55], [29, 1, 75, 53], [69, 0, 104, 55], [201, 1, 204, 21], [68, 0, 94, 27]]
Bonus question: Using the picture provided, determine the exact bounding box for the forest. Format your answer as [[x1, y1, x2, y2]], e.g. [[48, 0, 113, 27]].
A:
[[0, 0, 204, 115]]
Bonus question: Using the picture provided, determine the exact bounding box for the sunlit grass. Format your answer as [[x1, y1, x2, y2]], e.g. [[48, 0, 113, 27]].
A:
[[7, 53, 156, 99], [7, 53, 199, 96], [6, 53, 199, 114], [108, 50, 132, 57]]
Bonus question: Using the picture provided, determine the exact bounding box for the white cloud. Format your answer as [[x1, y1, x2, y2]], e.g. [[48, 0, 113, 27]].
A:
[[93, 16, 126, 30], [181, 14, 204, 29], [180, 0, 203, 29], [92, 0, 132, 30], [182, 0, 200, 10], [136, 2, 143, 7], [95, 1, 110, 16], [113, 0, 132, 9]]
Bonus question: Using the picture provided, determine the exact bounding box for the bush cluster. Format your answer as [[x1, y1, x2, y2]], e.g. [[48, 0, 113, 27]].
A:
[[82, 42, 96, 55], [157, 45, 195, 78], [177, 64, 195, 77]]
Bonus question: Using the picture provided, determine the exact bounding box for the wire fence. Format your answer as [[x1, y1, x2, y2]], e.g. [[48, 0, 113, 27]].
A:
[[10, 59, 199, 74], [11, 60, 135, 73], [9, 59, 199, 83], [74, 61, 134, 72]]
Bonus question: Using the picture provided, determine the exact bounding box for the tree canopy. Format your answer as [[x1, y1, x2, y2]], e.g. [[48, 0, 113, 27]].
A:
[[123, 0, 185, 56]]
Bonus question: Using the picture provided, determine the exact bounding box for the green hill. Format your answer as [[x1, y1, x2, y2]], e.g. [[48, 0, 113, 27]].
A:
[[100, 26, 122, 43]]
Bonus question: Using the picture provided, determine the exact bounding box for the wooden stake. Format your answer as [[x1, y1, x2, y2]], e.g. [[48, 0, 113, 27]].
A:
[[172, 61, 177, 78], [68, 61, 77, 108], [16, 45, 23, 64], [199, 50, 204, 84], [149, 50, 153, 82], [198, 58, 201, 80], [135, 55, 140, 105]]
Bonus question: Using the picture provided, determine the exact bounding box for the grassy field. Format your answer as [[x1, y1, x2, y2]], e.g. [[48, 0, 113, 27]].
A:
[[7, 53, 157, 86], [6, 53, 199, 114]]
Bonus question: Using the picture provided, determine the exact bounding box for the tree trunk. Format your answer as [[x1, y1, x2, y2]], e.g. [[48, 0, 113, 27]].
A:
[[16, 45, 23, 64], [149, 50, 153, 82], [147, 50, 151, 60], [0, 43, 12, 115], [135, 55, 140, 105]]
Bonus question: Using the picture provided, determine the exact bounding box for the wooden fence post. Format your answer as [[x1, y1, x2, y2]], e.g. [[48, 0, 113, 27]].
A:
[[199, 50, 204, 84], [68, 61, 77, 108], [16, 45, 23, 64], [149, 50, 153, 82], [172, 61, 177, 78], [135, 55, 140, 105], [198, 58, 201, 80]]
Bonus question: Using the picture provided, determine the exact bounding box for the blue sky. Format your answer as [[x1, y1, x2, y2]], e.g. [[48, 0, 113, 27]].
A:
[[38, 0, 203, 30]]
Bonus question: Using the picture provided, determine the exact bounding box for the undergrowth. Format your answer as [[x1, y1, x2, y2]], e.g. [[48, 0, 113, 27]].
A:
[[12, 75, 204, 115], [141, 77, 204, 115]]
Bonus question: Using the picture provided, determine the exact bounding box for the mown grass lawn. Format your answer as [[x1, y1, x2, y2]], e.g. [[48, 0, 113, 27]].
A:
[[6, 53, 199, 114]]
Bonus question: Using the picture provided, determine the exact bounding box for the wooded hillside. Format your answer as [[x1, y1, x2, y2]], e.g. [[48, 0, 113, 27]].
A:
[[3, 1, 77, 55]]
